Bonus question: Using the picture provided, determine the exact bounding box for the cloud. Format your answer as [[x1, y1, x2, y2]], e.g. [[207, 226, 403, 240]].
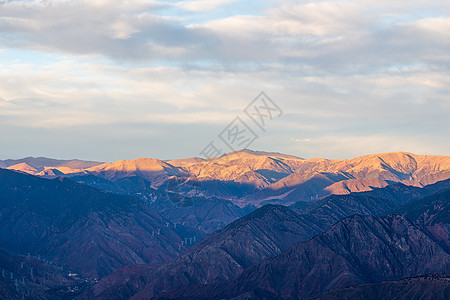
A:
[[0, 0, 449, 159], [0, 58, 253, 128], [176, 0, 240, 12], [290, 138, 311, 143], [1, 0, 450, 69], [0, 0, 216, 61]]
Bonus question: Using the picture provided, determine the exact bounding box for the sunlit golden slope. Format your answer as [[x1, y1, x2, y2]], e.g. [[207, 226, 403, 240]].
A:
[[85, 158, 186, 183], [4, 150, 450, 204], [169, 150, 450, 186], [323, 178, 390, 195], [6, 163, 39, 174]]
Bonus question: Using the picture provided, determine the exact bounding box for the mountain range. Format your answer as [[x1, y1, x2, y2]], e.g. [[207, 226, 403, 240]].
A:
[[1, 150, 449, 299], [148, 187, 450, 299], [4, 151, 450, 234], [6, 151, 450, 198], [80, 179, 450, 299]]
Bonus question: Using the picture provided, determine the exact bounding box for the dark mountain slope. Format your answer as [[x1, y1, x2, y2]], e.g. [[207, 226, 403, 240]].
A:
[[82, 180, 450, 299], [297, 179, 450, 228], [79, 205, 324, 300], [308, 275, 450, 300], [158, 214, 450, 299], [0, 169, 202, 279], [395, 187, 450, 252], [150, 194, 253, 233], [0, 248, 91, 300], [398, 187, 450, 225], [71, 175, 253, 234]]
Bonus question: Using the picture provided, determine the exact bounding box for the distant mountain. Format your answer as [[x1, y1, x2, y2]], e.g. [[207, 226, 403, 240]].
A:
[[6, 162, 38, 174], [156, 214, 450, 299], [6, 151, 450, 206], [245, 171, 352, 206], [4, 151, 450, 240], [0, 169, 204, 279], [84, 158, 186, 185], [233, 151, 450, 206], [4, 150, 450, 254], [0, 157, 103, 178], [0, 157, 103, 171]]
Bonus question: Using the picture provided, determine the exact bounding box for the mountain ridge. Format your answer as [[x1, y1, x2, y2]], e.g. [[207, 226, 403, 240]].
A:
[[5, 151, 450, 196], [4, 150, 450, 234]]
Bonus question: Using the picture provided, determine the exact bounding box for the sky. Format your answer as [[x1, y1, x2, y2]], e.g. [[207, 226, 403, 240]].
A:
[[0, 0, 449, 162]]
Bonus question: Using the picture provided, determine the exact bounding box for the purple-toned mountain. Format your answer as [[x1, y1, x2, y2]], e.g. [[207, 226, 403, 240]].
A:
[[0, 248, 90, 299], [156, 214, 450, 299], [294, 179, 450, 227], [308, 275, 450, 300], [0, 169, 204, 279], [396, 187, 450, 253], [79, 204, 323, 300], [3, 151, 450, 299], [81, 179, 450, 299], [150, 193, 254, 233]]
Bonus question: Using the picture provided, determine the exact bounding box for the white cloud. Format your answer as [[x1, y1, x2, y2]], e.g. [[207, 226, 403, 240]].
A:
[[290, 138, 311, 143], [1, 0, 450, 68], [0, 0, 449, 159], [176, 0, 240, 12]]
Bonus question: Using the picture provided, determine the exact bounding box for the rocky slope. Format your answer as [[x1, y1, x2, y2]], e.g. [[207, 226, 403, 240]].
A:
[[0, 169, 203, 279], [79, 204, 324, 299], [150, 194, 254, 233], [291, 179, 450, 231], [396, 187, 450, 253], [157, 214, 450, 299], [166, 150, 450, 206], [308, 275, 450, 300]]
